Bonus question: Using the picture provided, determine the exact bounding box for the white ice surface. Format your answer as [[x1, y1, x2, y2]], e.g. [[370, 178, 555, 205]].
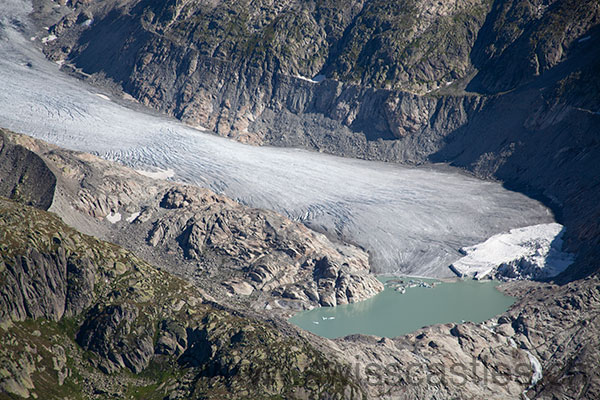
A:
[[105, 212, 121, 224], [0, 0, 556, 277], [126, 212, 140, 223], [450, 223, 574, 279], [135, 168, 176, 180]]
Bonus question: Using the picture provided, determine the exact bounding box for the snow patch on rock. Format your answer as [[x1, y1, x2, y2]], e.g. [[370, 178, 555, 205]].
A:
[[126, 212, 140, 223], [525, 350, 543, 387], [41, 34, 57, 44], [295, 74, 326, 84], [450, 223, 575, 280], [106, 212, 121, 224], [95, 93, 110, 101]]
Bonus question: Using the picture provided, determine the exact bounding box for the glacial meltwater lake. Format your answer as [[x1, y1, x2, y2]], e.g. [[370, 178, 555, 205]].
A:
[[289, 277, 515, 339]]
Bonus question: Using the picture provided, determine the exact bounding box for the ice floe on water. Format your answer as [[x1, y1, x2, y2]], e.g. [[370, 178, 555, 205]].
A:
[[450, 223, 575, 280]]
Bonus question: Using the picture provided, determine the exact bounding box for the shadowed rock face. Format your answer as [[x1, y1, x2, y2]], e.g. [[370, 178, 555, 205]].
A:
[[0, 132, 56, 209], [468, 0, 600, 93]]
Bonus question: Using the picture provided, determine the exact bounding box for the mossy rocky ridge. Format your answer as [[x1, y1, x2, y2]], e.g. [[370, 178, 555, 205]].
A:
[[0, 196, 363, 399]]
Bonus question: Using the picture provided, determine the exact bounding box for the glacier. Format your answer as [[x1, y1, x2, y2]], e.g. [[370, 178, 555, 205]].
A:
[[0, 0, 563, 277]]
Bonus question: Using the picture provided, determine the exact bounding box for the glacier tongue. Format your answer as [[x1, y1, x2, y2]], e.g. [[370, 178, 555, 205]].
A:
[[450, 223, 575, 280], [0, 0, 557, 277]]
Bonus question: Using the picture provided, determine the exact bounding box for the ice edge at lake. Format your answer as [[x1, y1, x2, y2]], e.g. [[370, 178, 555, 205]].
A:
[[450, 222, 575, 280]]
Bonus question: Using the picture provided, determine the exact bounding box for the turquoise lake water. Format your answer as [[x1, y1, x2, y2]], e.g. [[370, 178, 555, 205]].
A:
[[289, 277, 515, 339]]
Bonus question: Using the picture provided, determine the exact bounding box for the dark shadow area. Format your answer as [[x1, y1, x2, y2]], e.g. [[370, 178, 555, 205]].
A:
[[430, 52, 600, 285], [178, 328, 210, 368], [0, 131, 56, 210], [467, 0, 562, 94], [67, 9, 150, 86]]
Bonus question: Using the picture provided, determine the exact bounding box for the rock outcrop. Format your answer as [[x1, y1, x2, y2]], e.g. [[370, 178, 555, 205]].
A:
[[0, 197, 362, 399], [147, 186, 383, 308], [0, 129, 384, 314], [0, 131, 56, 210]]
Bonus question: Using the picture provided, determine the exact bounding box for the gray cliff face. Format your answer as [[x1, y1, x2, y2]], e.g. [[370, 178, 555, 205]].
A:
[[433, 48, 600, 280], [43, 0, 487, 153], [44, 0, 491, 92]]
